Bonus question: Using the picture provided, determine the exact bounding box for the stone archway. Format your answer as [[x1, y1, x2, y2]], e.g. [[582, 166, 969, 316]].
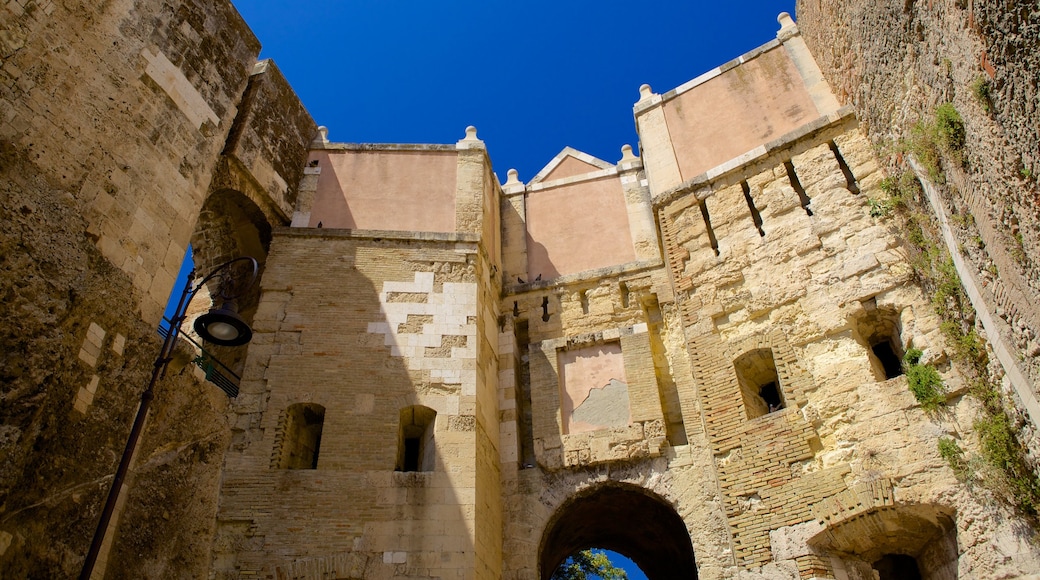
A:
[[186, 188, 274, 379], [538, 482, 697, 579], [809, 502, 958, 579]]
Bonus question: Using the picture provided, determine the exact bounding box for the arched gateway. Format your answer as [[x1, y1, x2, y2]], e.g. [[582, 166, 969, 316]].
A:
[[539, 483, 698, 579]]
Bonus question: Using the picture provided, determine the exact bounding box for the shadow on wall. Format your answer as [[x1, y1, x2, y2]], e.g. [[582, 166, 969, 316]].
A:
[[212, 233, 480, 577], [524, 237, 559, 282]]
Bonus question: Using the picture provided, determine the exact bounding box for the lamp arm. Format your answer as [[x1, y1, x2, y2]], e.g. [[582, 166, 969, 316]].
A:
[[190, 256, 259, 303], [161, 256, 258, 371]]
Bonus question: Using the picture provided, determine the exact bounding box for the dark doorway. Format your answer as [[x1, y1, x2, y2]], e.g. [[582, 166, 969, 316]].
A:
[[873, 554, 922, 580]]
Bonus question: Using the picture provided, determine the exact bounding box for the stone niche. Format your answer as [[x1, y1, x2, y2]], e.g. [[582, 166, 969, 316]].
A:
[[536, 330, 666, 469], [558, 342, 631, 434]]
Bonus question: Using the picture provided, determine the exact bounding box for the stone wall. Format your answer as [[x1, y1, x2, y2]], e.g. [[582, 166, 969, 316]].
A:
[[0, 0, 315, 576], [213, 132, 503, 578], [5, 1, 1040, 578], [796, 0, 1040, 392], [212, 229, 491, 579]]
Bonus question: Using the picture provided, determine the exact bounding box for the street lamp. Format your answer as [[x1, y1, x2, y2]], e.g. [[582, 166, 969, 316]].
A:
[[79, 256, 259, 580]]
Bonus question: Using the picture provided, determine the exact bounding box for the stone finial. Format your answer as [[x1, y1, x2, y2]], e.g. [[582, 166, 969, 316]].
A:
[[457, 125, 485, 150], [638, 84, 654, 101], [619, 144, 638, 162], [317, 126, 329, 143], [505, 169, 520, 185], [777, 12, 796, 30]]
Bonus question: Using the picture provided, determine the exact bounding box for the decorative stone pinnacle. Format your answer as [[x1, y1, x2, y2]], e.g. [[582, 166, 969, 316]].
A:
[[464, 126, 479, 141], [317, 126, 329, 142], [638, 84, 654, 101], [777, 12, 795, 30], [620, 144, 638, 162], [505, 169, 520, 185]]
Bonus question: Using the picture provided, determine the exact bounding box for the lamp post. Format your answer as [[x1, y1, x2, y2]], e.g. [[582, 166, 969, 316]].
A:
[[79, 257, 259, 580]]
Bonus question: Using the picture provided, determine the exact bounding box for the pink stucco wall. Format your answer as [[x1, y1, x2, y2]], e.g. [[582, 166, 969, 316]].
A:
[[541, 156, 603, 182], [559, 343, 629, 434], [308, 149, 457, 232], [664, 46, 819, 180], [525, 175, 635, 280]]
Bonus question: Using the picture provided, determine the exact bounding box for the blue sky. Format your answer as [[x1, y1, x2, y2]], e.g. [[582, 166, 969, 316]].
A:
[[231, 0, 796, 183]]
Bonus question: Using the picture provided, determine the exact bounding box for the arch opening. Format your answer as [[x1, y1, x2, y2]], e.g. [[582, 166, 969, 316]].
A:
[[734, 348, 784, 418], [808, 504, 958, 580], [396, 405, 437, 472], [186, 188, 273, 380], [851, 300, 905, 381], [274, 403, 326, 470], [539, 483, 697, 580]]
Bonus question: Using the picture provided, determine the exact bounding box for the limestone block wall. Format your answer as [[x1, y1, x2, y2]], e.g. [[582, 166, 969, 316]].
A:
[[0, 0, 320, 575], [497, 269, 735, 580], [657, 122, 1040, 576], [215, 133, 503, 579], [214, 229, 495, 579], [221, 60, 318, 223], [797, 0, 1040, 390], [1, 0, 261, 324]]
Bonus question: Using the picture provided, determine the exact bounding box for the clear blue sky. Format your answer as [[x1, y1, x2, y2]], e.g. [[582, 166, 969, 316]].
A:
[[231, 0, 797, 183]]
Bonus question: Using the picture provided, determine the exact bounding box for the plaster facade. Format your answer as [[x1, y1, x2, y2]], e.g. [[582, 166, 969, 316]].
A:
[[1, 2, 1039, 579]]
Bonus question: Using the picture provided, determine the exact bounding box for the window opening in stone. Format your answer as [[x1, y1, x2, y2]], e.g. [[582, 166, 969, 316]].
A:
[[579, 290, 590, 315], [698, 200, 720, 256], [402, 437, 421, 472], [829, 140, 861, 194], [872, 554, 922, 580], [620, 282, 630, 308], [741, 180, 766, 237], [872, 341, 903, 379], [853, 300, 905, 381], [541, 296, 551, 322], [734, 349, 784, 419], [396, 405, 436, 472], [274, 403, 325, 469], [784, 160, 813, 216], [758, 382, 782, 410]]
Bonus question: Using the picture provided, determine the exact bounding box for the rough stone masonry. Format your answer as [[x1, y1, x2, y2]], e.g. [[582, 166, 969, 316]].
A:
[[1, 1, 1038, 579]]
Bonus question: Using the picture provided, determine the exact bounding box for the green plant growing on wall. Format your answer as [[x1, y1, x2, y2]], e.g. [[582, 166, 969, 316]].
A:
[[904, 103, 967, 181], [970, 77, 992, 113], [903, 348, 946, 411], [869, 174, 918, 219], [868, 196, 894, 218], [972, 399, 1040, 518], [938, 437, 969, 478], [935, 103, 966, 165], [877, 150, 1040, 531], [908, 120, 943, 182]]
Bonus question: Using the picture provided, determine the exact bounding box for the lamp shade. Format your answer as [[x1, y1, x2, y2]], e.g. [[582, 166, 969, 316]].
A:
[[194, 302, 252, 346]]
